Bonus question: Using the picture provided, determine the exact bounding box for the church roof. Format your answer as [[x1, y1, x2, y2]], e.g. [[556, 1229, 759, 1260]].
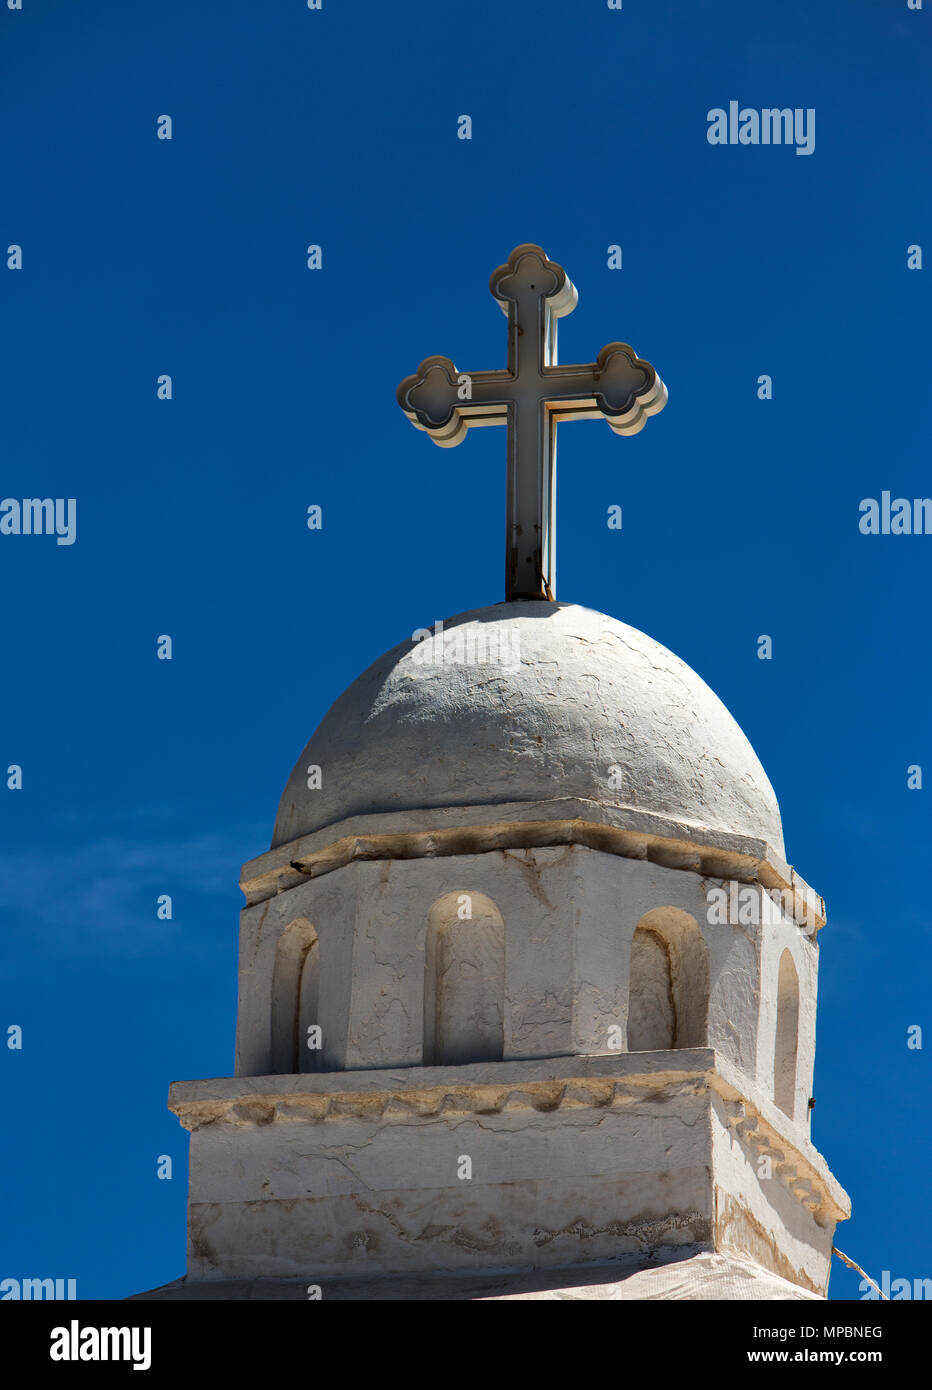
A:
[[271, 602, 784, 858]]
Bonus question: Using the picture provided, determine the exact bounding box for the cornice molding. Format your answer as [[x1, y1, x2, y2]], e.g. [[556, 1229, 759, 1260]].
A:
[[240, 798, 823, 932]]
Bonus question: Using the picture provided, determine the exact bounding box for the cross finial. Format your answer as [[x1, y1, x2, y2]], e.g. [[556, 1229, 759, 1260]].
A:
[[397, 243, 667, 601]]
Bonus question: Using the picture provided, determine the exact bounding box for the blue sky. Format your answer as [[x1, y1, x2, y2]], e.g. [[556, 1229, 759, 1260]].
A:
[[1, 0, 929, 1299]]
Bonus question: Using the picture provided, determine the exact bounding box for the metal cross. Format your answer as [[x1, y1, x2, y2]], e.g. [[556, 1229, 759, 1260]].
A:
[[397, 243, 667, 601]]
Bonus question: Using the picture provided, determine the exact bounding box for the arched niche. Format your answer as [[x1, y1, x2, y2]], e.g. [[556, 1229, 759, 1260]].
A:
[[773, 949, 800, 1120], [627, 907, 709, 1051], [424, 892, 505, 1066], [271, 917, 321, 1075]]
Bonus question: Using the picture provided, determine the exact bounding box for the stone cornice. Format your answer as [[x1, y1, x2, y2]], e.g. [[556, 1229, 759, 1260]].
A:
[[168, 1050, 848, 1226], [240, 798, 823, 932]]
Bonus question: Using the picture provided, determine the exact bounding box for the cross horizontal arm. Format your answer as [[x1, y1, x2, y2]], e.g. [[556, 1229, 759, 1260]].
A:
[[397, 343, 665, 447]]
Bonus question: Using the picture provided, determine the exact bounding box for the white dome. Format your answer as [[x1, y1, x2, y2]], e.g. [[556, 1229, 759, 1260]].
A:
[[272, 602, 784, 856]]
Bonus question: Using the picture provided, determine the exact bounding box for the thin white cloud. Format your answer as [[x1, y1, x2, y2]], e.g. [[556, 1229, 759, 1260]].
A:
[[0, 827, 261, 959]]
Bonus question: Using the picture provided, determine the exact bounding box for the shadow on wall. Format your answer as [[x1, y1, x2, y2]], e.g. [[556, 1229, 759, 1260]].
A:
[[774, 948, 800, 1121], [628, 907, 709, 1051], [271, 917, 321, 1074], [424, 891, 505, 1066]]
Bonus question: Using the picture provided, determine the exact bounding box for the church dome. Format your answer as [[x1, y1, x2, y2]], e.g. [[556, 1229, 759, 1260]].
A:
[[272, 602, 784, 856]]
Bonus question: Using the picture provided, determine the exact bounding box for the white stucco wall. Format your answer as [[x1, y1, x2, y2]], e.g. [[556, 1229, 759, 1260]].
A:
[[235, 845, 818, 1150]]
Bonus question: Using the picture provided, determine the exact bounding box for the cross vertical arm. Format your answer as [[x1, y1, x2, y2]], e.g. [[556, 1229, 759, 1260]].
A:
[[493, 246, 575, 599]]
